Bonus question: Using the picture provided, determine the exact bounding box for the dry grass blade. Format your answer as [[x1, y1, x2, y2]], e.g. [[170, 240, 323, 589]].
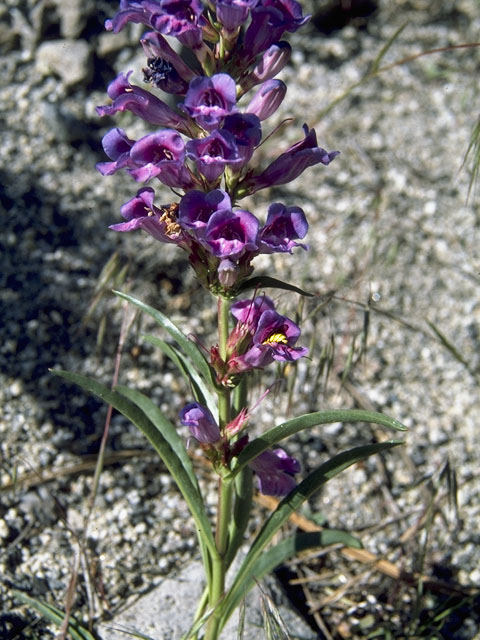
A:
[[426, 319, 479, 383], [254, 494, 476, 598], [258, 582, 293, 640], [56, 297, 137, 639], [0, 450, 152, 494], [461, 113, 480, 201]]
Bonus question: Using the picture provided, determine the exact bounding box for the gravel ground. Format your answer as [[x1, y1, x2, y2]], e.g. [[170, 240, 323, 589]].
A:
[[1, 0, 480, 638]]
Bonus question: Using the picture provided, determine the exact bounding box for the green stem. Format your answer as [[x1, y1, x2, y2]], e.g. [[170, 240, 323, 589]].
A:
[[217, 296, 230, 362], [205, 297, 234, 640]]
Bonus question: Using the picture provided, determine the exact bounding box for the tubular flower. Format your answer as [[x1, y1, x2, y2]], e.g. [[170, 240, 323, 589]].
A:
[[151, 0, 205, 49], [178, 189, 232, 233], [241, 6, 286, 60], [262, 0, 311, 33], [230, 295, 276, 328], [249, 447, 300, 496], [141, 30, 197, 91], [186, 129, 241, 182], [180, 74, 238, 131], [258, 202, 308, 253], [238, 41, 291, 94], [203, 208, 259, 259], [180, 402, 221, 444], [96, 127, 136, 176], [128, 130, 195, 188], [109, 187, 186, 245], [105, 1, 162, 33], [245, 79, 287, 121], [240, 125, 339, 195], [221, 113, 262, 167], [213, 0, 259, 32], [227, 305, 308, 374], [96, 71, 189, 131]]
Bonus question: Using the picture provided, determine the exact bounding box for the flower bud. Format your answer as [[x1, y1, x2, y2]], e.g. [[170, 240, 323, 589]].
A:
[[245, 79, 286, 121], [218, 258, 239, 288], [238, 41, 291, 94], [180, 403, 221, 444]]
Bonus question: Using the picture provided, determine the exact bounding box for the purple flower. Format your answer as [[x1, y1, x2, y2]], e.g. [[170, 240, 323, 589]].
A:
[[141, 30, 197, 92], [203, 209, 259, 259], [241, 125, 339, 195], [230, 295, 276, 328], [238, 41, 291, 94], [96, 71, 189, 131], [96, 127, 136, 175], [222, 114, 262, 167], [178, 189, 232, 232], [142, 57, 190, 95], [261, 0, 310, 33], [229, 307, 308, 372], [151, 0, 205, 49], [213, 0, 259, 32], [105, 1, 161, 33], [249, 447, 300, 496], [128, 130, 195, 188], [241, 6, 286, 60], [258, 202, 308, 253], [180, 74, 238, 131], [186, 129, 241, 182], [109, 187, 184, 244], [245, 79, 286, 121], [180, 402, 221, 444]]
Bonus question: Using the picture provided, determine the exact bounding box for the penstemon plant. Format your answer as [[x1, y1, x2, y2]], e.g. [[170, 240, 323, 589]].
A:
[[55, 1, 407, 638]]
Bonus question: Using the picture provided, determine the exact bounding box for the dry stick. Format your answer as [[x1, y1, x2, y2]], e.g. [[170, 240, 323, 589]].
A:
[[255, 493, 475, 597], [0, 450, 152, 494], [57, 298, 136, 640]]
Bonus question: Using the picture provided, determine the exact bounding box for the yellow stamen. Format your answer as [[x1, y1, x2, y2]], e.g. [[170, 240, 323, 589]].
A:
[[159, 203, 181, 236], [263, 332, 288, 345]]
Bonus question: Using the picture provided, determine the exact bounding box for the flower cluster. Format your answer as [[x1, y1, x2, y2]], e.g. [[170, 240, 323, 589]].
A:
[[97, 0, 338, 296], [212, 294, 308, 385], [98, 0, 339, 495], [179, 400, 300, 497]]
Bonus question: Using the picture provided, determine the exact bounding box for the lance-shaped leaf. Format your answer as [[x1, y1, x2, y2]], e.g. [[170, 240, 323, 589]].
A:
[[218, 441, 403, 628], [144, 334, 218, 420], [114, 385, 199, 490], [114, 291, 218, 390], [52, 369, 218, 558], [232, 409, 407, 476], [223, 529, 361, 619], [237, 275, 313, 297], [225, 466, 254, 569], [12, 591, 96, 640]]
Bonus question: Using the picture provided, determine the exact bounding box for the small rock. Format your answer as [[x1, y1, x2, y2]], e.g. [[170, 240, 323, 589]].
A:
[[52, 0, 95, 39], [35, 39, 92, 87], [9, 380, 23, 397]]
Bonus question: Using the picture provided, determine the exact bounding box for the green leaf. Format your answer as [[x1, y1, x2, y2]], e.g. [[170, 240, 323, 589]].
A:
[[12, 591, 97, 640], [52, 369, 217, 559], [114, 385, 199, 490], [224, 529, 361, 619], [225, 466, 254, 568], [144, 334, 218, 420], [100, 624, 158, 640], [219, 441, 403, 628], [237, 275, 314, 297], [114, 291, 218, 390], [233, 409, 407, 475]]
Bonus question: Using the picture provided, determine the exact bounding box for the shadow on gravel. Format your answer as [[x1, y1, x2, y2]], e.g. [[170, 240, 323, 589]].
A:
[[0, 168, 110, 450]]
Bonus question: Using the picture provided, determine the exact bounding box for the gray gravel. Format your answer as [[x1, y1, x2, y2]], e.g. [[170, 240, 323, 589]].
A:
[[1, 0, 480, 638]]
